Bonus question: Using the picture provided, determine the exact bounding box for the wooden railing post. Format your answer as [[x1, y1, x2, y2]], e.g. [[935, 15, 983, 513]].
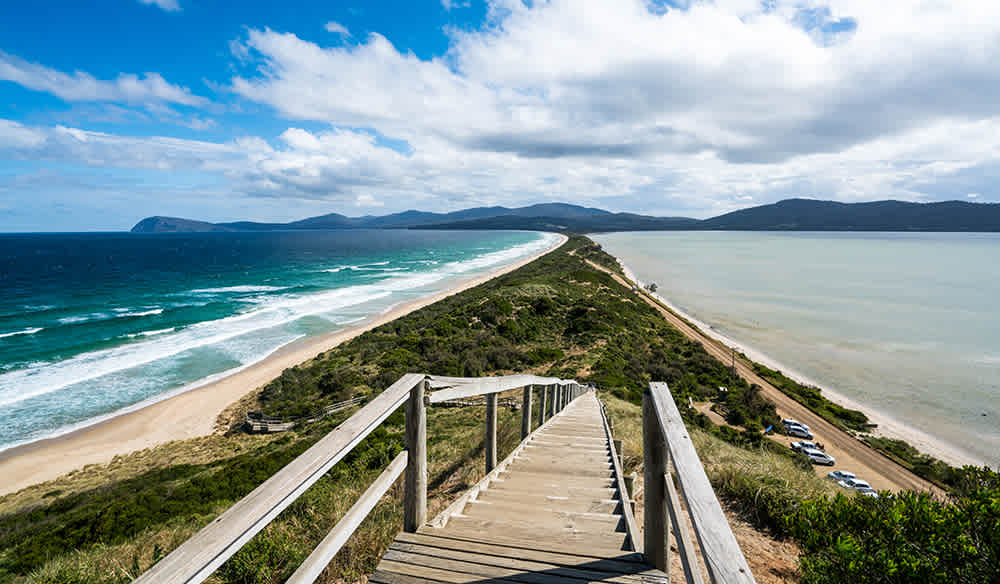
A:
[[485, 392, 498, 472], [643, 387, 669, 572], [538, 384, 548, 427], [404, 379, 428, 533], [521, 386, 532, 439], [547, 385, 556, 418]]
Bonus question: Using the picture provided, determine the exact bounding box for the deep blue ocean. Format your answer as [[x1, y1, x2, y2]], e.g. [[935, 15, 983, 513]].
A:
[[0, 229, 555, 453]]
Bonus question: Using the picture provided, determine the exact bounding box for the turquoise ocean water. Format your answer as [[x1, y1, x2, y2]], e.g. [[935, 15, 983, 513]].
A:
[[594, 231, 1000, 468], [0, 229, 556, 453]]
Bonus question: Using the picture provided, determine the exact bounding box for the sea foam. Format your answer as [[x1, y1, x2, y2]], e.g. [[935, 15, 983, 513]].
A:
[[0, 327, 44, 339]]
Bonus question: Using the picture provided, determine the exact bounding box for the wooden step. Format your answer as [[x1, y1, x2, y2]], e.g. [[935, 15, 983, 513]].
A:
[[440, 517, 631, 555], [484, 482, 619, 500], [462, 497, 622, 520], [380, 544, 655, 584], [395, 532, 646, 571], [474, 489, 622, 514]]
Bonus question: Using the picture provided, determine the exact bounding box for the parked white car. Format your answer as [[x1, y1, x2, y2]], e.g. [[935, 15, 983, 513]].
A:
[[856, 487, 880, 498], [791, 440, 821, 452], [783, 419, 811, 432], [838, 478, 873, 490], [802, 448, 835, 466], [828, 470, 856, 481], [786, 425, 814, 440]]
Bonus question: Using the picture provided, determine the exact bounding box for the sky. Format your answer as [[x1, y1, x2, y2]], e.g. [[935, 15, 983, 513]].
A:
[[2, 0, 1000, 231]]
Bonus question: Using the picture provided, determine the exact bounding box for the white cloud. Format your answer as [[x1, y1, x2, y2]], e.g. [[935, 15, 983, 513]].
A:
[[0, 120, 46, 149], [10, 0, 1000, 225], [324, 21, 350, 36], [137, 0, 181, 12], [219, 0, 1000, 213], [0, 51, 206, 107]]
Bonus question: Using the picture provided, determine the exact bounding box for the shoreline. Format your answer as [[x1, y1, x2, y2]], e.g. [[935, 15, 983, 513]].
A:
[[614, 259, 983, 469], [0, 233, 567, 496]]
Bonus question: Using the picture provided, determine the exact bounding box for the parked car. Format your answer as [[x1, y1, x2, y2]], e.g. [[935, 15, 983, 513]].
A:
[[783, 419, 811, 432], [786, 425, 814, 440], [790, 440, 821, 452], [856, 487, 880, 498], [838, 478, 873, 490], [828, 470, 857, 481], [802, 447, 835, 465]]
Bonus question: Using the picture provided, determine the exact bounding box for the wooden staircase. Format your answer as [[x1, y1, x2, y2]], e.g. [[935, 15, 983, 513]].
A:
[[371, 392, 667, 584]]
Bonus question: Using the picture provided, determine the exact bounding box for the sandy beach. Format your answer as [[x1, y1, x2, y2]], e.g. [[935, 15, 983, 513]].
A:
[[0, 233, 567, 496]]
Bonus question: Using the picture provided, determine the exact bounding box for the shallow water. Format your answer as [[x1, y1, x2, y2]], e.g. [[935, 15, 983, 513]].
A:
[[594, 231, 1000, 467], [0, 229, 556, 452]]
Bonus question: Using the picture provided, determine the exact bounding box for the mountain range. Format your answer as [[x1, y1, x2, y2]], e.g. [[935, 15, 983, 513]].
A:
[[131, 199, 1000, 233]]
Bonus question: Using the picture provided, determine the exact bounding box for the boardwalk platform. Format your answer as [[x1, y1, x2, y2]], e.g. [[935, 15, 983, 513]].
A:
[[372, 393, 669, 584], [136, 375, 754, 584]]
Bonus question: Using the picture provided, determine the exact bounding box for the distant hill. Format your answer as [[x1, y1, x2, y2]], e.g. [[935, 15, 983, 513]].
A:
[[411, 213, 700, 232], [131, 199, 1000, 233], [702, 198, 1000, 231], [131, 216, 235, 233], [131, 203, 675, 233]]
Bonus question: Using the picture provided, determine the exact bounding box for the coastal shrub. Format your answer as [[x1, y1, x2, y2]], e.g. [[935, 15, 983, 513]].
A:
[[862, 436, 961, 489], [788, 470, 1000, 584]]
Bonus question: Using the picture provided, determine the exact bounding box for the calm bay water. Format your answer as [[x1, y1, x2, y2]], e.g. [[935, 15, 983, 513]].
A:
[[0, 229, 556, 453], [594, 231, 1000, 468]]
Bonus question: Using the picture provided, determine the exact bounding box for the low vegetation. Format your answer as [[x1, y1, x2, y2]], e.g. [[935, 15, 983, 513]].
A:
[[788, 466, 1000, 583]]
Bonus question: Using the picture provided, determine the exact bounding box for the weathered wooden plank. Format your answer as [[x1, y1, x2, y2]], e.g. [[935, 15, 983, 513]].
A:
[[460, 502, 623, 528], [414, 528, 643, 563], [485, 392, 498, 472], [441, 517, 630, 553], [383, 546, 658, 584], [404, 379, 428, 532], [598, 393, 641, 554], [381, 552, 650, 584], [428, 375, 577, 404], [394, 532, 647, 571], [471, 494, 621, 515], [483, 484, 617, 499], [522, 386, 533, 439], [538, 384, 548, 427], [134, 372, 424, 584], [389, 542, 650, 581], [377, 558, 611, 584], [648, 382, 755, 584], [286, 450, 407, 584], [643, 389, 669, 572], [665, 471, 705, 584]]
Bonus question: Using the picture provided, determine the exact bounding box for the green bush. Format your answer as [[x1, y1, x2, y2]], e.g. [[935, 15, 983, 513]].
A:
[[787, 468, 1000, 583]]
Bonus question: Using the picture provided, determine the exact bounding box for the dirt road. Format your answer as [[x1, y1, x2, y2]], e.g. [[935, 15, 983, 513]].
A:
[[584, 258, 942, 495]]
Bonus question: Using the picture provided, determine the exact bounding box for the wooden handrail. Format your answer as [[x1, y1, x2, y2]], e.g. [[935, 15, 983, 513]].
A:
[[426, 374, 579, 403], [136, 373, 585, 583], [597, 397, 642, 552], [134, 373, 423, 584], [645, 381, 756, 583], [285, 450, 408, 584]]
